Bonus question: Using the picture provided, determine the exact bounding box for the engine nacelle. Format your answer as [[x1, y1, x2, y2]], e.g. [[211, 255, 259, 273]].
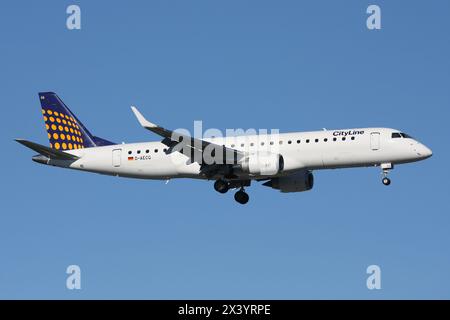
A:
[[263, 170, 314, 193], [240, 152, 284, 176]]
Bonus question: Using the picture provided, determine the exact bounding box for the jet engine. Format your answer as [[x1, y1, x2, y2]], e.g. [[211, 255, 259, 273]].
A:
[[239, 152, 284, 176], [263, 170, 314, 193]]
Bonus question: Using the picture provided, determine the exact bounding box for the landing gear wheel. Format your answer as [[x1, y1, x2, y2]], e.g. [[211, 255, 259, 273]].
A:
[[234, 190, 249, 204], [214, 179, 229, 194], [380, 163, 393, 186]]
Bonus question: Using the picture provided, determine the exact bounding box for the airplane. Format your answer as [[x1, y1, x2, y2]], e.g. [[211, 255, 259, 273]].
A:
[[16, 92, 433, 204]]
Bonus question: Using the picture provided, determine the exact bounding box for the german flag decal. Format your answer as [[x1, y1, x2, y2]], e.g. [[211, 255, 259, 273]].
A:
[[128, 157, 134, 161]]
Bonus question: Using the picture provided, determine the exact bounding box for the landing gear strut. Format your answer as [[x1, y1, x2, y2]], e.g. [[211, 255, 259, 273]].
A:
[[380, 163, 393, 186], [234, 188, 249, 205]]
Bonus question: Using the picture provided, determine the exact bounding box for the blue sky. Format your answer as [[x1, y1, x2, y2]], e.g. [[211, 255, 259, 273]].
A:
[[0, 0, 449, 299]]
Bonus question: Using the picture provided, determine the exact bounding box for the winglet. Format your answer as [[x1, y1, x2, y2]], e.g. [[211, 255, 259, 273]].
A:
[[131, 106, 157, 128]]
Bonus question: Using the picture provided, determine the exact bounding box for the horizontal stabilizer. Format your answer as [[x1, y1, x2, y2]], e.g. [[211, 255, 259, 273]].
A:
[[15, 139, 79, 160]]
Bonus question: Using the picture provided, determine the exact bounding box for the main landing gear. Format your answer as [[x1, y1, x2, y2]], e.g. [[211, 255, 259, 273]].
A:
[[214, 179, 250, 204], [234, 188, 249, 205], [214, 179, 229, 193], [380, 163, 393, 186]]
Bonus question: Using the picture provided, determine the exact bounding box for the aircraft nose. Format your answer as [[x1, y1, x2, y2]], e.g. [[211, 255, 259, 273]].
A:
[[417, 144, 433, 159], [423, 145, 433, 158]]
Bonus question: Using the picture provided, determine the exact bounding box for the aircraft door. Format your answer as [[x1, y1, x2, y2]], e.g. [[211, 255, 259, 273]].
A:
[[370, 132, 380, 150], [112, 149, 122, 167]]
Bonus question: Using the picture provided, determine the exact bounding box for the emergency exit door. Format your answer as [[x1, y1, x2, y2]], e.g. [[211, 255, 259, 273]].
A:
[[112, 149, 122, 167], [370, 132, 380, 150]]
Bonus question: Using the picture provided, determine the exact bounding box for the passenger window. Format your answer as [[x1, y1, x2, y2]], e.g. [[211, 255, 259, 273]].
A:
[[270, 141, 274, 145], [261, 142, 265, 146], [154, 149, 158, 153], [250, 142, 254, 146], [146, 150, 149, 153], [128, 151, 132, 155], [306, 139, 310, 143], [231, 144, 235, 148], [333, 137, 337, 141], [137, 150, 141, 154], [279, 141, 283, 145], [324, 138, 328, 142], [288, 140, 292, 144], [241, 143, 245, 147], [315, 139, 319, 143], [342, 137, 346, 141], [351, 137, 355, 140], [297, 140, 300, 144]]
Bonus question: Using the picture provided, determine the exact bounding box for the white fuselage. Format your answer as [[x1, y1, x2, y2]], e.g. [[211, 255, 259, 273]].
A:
[[42, 127, 432, 180]]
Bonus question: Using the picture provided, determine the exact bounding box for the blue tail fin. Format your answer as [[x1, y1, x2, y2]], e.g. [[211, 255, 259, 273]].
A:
[[39, 92, 115, 150]]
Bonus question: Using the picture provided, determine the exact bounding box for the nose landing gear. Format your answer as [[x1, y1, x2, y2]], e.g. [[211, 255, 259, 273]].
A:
[[380, 163, 393, 186]]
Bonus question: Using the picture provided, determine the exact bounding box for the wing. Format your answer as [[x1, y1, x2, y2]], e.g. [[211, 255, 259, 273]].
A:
[[130, 106, 245, 166]]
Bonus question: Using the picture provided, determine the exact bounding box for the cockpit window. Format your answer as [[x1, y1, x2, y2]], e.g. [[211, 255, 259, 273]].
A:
[[392, 132, 414, 139], [401, 133, 413, 139]]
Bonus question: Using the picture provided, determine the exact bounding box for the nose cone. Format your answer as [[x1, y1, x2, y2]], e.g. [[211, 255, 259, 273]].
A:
[[417, 144, 433, 159], [423, 146, 433, 158]]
